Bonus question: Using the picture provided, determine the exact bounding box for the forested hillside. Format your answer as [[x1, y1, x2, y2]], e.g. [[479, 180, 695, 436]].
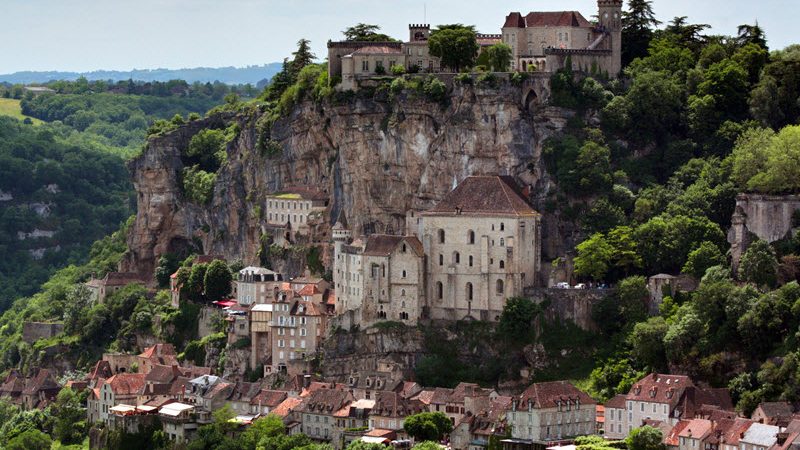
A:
[[0, 79, 236, 310]]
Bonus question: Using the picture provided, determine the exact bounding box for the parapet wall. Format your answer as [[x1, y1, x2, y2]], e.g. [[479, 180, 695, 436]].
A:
[[524, 288, 608, 332]]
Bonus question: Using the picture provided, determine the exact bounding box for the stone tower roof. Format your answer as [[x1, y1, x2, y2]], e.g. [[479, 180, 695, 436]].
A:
[[422, 176, 538, 218]]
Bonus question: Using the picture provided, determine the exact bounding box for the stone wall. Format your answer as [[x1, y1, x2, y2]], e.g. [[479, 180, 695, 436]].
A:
[[22, 322, 64, 343], [321, 326, 423, 382], [728, 193, 800, 271], [524, 288, 608, 332]]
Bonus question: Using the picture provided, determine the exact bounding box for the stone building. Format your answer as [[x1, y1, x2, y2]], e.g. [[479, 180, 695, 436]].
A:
[[85, 272, 143, 303], [250, 303, 273, 369], [269, 294, 328, 375], [265, 187, 329, 238], [236, 266, 284, 306], [417, 176, 541, 321], [603, 394, 628, 439], [502, 0, 622, 76], [505, 381, 597, 445]]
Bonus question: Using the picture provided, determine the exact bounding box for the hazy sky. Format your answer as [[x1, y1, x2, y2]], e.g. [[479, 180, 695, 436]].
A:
[[2, 0, 797, 74]]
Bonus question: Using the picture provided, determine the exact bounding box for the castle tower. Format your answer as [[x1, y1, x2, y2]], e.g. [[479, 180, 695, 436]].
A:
[[409, 24, 430, 42], [598, 0, 623, 75]]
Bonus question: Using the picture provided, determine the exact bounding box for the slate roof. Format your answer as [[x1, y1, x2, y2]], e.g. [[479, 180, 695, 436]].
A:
[[755, 402, 794, 420], [422, 176, 538, 218], [503, 11, 592, 29], [362, 235, 424, 257], [518, 381, 596, 409]]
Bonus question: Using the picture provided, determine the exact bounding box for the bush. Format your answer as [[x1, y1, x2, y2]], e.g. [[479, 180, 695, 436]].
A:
[[390, 65, 406, 76], [455, 73, 473, 85], [476, 72, 498, 88], [423, 77, 447, 104], [182, 166, 216, 204]]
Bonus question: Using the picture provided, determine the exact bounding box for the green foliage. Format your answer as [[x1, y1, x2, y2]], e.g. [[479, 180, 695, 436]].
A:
[[738, 240, 778, 288], [346, 441, 392, 450], [182, 165, 217, 204], [428, 25, 479, 72], [622, 0, 661, 66], [422, 76, 448, 104], [403, 412, 453, 442], [186, 129, 227, 172], [50, 387, 87, 445], [485, 43, 513, 72], [629, 317, 669, 371], [6, 429, 52, 450], [204, 259, 232, 302], [730, 125, 800, 194], [497, 297, 542, 342], [342, 24, 398, 42], [627, 426, 665, 450], [683, 241, 726, 278]]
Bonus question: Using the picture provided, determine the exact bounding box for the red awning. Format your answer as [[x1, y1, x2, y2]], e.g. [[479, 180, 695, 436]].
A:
[[213, 300, 237, 307]]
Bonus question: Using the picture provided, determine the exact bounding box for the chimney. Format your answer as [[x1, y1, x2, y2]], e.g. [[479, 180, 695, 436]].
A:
[[777, 432, 790, 445], [303, 374, 311, 388]]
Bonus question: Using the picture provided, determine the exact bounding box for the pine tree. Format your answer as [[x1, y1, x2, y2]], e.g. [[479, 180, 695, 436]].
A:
[[622, 0, 661, 66], [290, 39, 316, 76]]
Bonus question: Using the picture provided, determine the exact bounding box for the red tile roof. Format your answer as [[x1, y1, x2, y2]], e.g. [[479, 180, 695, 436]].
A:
[[504, 11, 592, 28], [297, 388, 353, 415], [272, 397, 303, 417], [518, 381, 596, 409], [105, 373, 146, 396], [250, 389, 288, 407], [605, 394, 627, 409], [679, 418, 714, 440], [297, 285, 319, 296], [22, 369, 59, 395], [627, 373, 695, 407], [665, 420, 691, 446], [423, 176, 538, 218]]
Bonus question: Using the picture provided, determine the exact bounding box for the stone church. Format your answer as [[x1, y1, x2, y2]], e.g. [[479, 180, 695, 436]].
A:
[[333, 176, 542, 328]]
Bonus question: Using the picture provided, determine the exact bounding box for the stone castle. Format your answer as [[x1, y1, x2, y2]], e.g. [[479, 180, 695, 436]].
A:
[[333, 176, 542, 329], [327, 0, 622, 90]]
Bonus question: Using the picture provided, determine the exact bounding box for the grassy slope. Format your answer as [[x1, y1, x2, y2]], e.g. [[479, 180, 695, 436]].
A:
[[0, 98, 43, 124]]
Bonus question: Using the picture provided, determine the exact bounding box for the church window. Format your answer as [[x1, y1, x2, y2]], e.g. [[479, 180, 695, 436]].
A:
[[468, 230, 475, 244], [438, 229, 445, 243], [453, 252, 460, 264], [439, 254, 443, 266], [500, 260, 505, 269]]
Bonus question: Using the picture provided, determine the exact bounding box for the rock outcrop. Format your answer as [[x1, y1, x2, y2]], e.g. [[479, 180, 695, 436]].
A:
[[728, 193, 800, 271], [123, 83, 576, 282]]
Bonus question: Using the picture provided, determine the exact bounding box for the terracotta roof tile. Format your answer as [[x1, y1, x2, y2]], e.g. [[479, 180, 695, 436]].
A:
[[105, 373, 146, 396], [605, 394, 627, 409], [504, 11, 592, 28], [251, 389, 288, 407], [22, 369, 59, 395], [272, 397, 302, 417]]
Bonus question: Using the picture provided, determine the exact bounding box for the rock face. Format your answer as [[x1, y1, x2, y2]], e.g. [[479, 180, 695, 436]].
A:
[[728, 193, 800, 271], [123, 83, 575, 282]]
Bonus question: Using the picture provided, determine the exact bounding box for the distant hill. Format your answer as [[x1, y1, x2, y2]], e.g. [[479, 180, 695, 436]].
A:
[[0, 63, 283, 85]]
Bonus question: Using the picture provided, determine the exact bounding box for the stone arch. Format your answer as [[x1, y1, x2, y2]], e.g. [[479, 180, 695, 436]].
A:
[[524, 88, 539, 112]]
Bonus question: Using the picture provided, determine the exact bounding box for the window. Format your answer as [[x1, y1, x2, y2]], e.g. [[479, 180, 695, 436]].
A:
[[402, 270, 407, 278], [402, 244, 407, 252], [401, 289, 406, 296], [466, 283, 473, 301], [496, 279, 504, 295], [500, 238, 505, 247], [439, 254, 443, 266], [499, 260, 505, 269], [438, 229, 445, 243], [362, 60, 369, 72], [468, 230, 475, 244], [640, 403, 644, 411], [500, 223, 505, 231], [453, 252, 460, 264], [469, 255, 473, 267], [437, 282, 443, 299]]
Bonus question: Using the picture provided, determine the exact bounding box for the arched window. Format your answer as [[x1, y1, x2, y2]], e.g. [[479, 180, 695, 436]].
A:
[[496, 279, 504, 295], [500, 238, 505, 247], [500, 223, 505, 231], [402, 244, 407, 252], [499, 260, 505, 269], [381, 264, 386, 277], [438, 229, 445, 244], [466, 283, 473, 301], [437, 282, 443, 299], [469, 255, 474, 267], [468, 230, 475, 244], [453, 252, 460, 264], [439, 254, 443, 266], [401, 289, 406, 297], [402, 270, 407, 278]]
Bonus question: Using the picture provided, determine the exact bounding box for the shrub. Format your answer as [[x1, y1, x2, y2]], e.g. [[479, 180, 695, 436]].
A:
[[423, 76, 447, 104], [390, 77, 408, 95], [477, 72, 498, 88], [390, 65, 406, 75], [182, 165, 216, 204]]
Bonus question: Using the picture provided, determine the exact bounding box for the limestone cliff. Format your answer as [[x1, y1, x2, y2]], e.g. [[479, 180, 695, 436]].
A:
[[122, 82, 575, 280]]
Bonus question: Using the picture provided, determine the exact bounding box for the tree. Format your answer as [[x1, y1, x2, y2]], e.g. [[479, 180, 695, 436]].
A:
[[485, 43, 513, 72], [616, 276, 648, 325], [240, 414, 285, 448], [6, 429, 52, 450], [412, 443, 442, 450], [574, 233, 614, 281], [343, 24, 397, 42], [739, 240, 778, 288], [428, 25, 479, 72], [629, 317, 669, 371], [204, 259, 233, 302], [683, 241, 726, 279], [291, 39, 316, 76], [622, 0, 661, 66], [346, 441, 392, 450], [51, 387, 87, 444], [187, 263, 209, 301], [736, 23, 768, 50], [617, 71, 685, 144], [627, 426, 665, 450], [498, 297, 542, 342], [404, 412, 453, 442]]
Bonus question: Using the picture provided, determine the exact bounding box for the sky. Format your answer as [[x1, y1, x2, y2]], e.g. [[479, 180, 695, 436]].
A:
[[1, 0, 798, 74]]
